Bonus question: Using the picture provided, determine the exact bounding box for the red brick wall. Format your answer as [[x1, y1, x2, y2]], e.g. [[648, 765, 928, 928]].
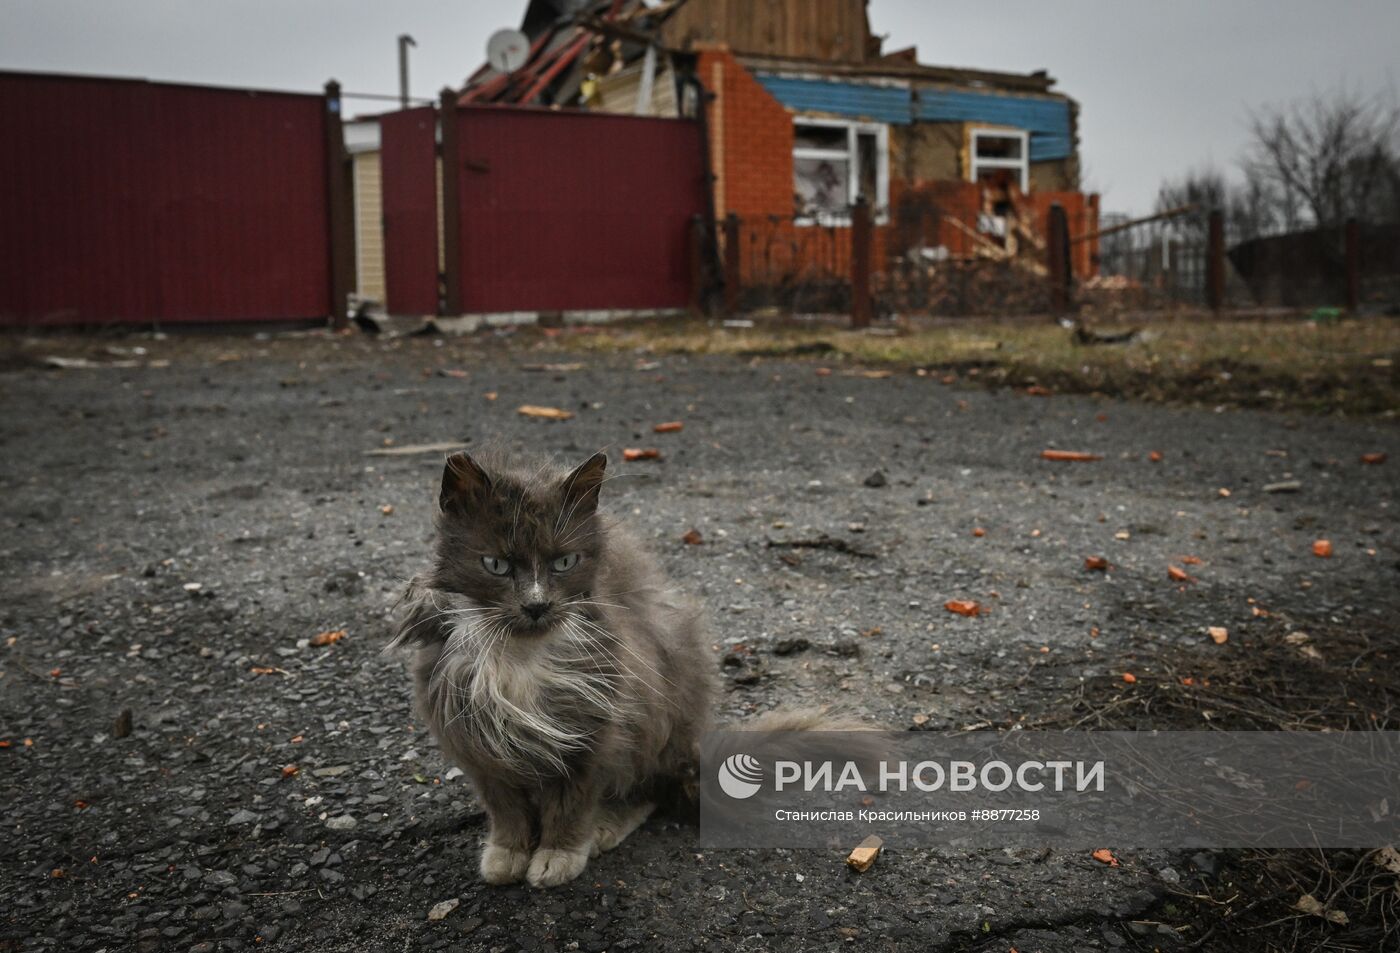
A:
[[698, 46, 793, 219]]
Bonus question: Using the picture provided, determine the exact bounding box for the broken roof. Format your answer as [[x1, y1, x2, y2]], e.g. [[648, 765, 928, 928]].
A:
[[459, 0, 1059, 106], [460, 0, 662, 106]]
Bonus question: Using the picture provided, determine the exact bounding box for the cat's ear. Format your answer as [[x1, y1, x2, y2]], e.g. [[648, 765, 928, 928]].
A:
[[561, 452, 607, 517], [440, 452, 491, 514]]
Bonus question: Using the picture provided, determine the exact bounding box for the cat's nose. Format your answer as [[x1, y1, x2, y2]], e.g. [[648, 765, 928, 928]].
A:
[[522, 601, 552, 622]]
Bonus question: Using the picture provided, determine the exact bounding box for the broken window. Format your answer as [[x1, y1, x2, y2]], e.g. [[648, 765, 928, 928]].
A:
[[969, 127, 1029, 192], [793, 119, 888, 224]]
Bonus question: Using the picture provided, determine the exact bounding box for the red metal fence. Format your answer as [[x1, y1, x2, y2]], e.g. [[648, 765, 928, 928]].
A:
[[445, 105, 708, 313], [380, 105, 440, 316], [0, 71, 351, 326]]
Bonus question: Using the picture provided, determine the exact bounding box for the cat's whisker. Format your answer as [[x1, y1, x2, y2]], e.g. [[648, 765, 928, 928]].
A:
[[562, 596, 630, 612], [567, 612, 678, 690]]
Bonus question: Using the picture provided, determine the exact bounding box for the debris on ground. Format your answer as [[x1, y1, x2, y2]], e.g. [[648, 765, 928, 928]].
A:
[[1208, 626, 1229, 645], [1294, 893, 1349, 925], [766, 535, 877, 559], [1071, 325, 1140, 346], [517, 405, 575, 421], [653, 421, 684, 433], [623, 448, 662, 461], [1092, 849, 1120, 867], [944, 600, 982, 617], [427, 898, 460, 921], [365, 441, 469, 457], [846, 835, 883, 872], [1312, 539, 1333, 558], [681, 528, 703, 545], [1041, 450, 1102, 462]]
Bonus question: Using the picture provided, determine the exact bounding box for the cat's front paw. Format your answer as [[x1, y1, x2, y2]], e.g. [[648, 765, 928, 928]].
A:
[[592, 801, 654, 855], [479, 842, 531, 884], [526, 847, 590, 888]]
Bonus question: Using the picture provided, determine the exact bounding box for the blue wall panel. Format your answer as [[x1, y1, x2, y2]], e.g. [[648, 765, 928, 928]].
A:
[[916, 88, 1073, 162], [755, 75, 912, 126], [755, 73, 1074, 163]]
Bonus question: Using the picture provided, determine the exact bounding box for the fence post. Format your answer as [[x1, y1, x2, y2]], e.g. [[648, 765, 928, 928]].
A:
[[1206, 208, 1225, 312], [1046, 203, 1070, 313], [323, 80, 356, 329], [723, 213, 741, 314], [1344, 217, 1360, 314], [850, 197, 873, 328], [689, 215, 707, 315], [438, 88, 462, 315]]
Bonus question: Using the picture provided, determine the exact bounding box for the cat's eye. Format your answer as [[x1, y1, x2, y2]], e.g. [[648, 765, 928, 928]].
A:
[[481, 556, 511, 576], [551, 553, 580, 573]]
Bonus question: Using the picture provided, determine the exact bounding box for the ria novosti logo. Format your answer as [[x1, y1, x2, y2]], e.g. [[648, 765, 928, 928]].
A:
[[717, 753, 764, 799]]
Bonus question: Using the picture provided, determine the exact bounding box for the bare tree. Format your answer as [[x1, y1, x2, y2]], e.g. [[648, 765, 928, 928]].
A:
[[1225, 176, 1283, 241], [1153, 165, 1284, 243], [1154, 166, 1231, 238], [1246, 88, 1400, 229]]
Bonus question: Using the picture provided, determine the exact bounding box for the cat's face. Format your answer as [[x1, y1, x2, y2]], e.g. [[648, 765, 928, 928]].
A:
[[432, 452, 606, 637]]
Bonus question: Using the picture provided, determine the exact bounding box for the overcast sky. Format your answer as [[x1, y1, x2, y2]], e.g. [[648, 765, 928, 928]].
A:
[[3, 0, 1397, 214]]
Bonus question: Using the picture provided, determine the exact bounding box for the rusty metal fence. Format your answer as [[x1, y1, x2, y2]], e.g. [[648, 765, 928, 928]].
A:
[[703, 198, 1076, 324], [701, 200, 1400, 325], [725, 213, 856, 315], [1086, 209, 1400, 314]]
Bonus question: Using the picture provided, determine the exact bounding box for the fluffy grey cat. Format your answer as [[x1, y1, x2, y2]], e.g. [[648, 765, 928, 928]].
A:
[[389, 450, 716, 887]]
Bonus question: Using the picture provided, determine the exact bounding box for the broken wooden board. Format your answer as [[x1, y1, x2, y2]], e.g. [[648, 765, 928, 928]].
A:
[[517, 405, 575, 421]]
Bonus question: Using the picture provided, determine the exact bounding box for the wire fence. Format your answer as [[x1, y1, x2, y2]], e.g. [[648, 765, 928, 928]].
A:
[[1088, 209, 1400, 313], [704, 202, 1400, 324]]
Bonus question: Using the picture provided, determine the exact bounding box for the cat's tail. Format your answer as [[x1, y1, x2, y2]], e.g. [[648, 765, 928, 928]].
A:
[[729, 705, 889, 772], [740, 705, 871, 733], [668, 705, 886, 817]]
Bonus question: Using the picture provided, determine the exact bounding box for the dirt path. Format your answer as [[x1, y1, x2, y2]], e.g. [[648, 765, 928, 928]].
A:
[[2, 334, 1396, 952]]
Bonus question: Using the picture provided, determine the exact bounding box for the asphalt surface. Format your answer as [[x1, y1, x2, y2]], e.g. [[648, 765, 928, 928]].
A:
[[2, 332, 1396, 952]]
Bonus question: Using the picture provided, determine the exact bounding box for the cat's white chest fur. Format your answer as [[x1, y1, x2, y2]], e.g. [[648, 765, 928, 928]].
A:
[[427, 618, 617, 774]]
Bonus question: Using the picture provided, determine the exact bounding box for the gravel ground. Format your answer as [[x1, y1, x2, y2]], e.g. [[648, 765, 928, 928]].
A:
[[2, 332, 1396, 952]]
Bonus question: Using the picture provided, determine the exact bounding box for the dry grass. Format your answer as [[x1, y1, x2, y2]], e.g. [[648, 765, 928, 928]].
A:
[[561, 314, 1400, 415], [1034, 622, 1400, 952]]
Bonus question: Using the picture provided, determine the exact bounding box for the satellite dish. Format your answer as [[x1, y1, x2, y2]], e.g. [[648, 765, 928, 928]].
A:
[[487, 29, 529, 74]]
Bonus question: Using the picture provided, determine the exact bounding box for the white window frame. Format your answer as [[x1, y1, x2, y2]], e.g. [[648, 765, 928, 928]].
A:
[[968, 127, 1029, 192], [792, 117, 889, 226]]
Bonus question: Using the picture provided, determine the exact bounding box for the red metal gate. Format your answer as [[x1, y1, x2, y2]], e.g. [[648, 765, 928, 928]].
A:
[[0, 71, 349, 326], [446, 105, 707, 312], [379, 106, 440, 315]]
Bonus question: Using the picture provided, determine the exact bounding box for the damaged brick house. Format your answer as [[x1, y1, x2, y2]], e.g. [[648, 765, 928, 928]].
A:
[[461, 0, 1099, 304]]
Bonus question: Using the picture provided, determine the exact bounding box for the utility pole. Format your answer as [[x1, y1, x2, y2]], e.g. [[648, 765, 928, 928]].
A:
[[398, 34, 416, 108]]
